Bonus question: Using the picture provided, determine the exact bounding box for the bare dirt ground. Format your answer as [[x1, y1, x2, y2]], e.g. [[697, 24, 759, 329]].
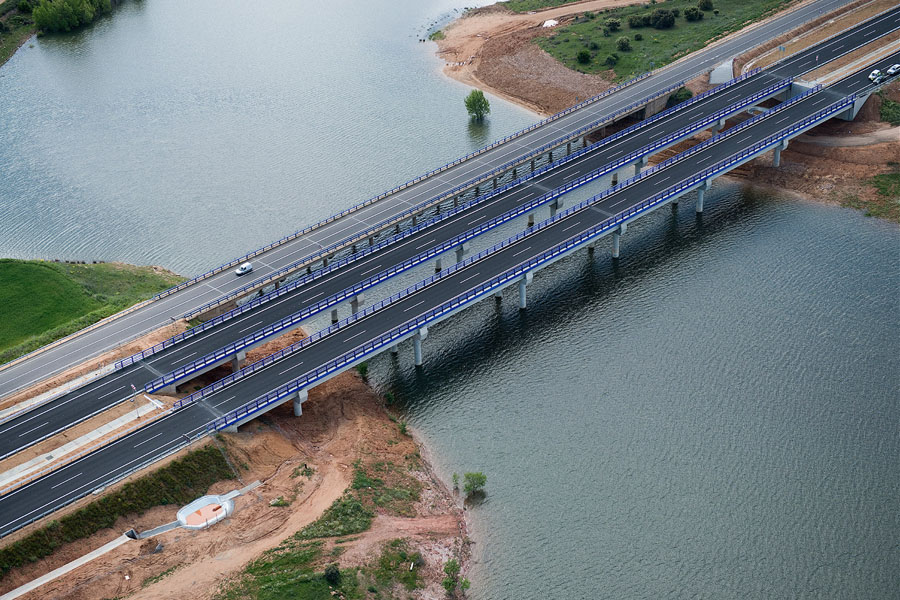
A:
[[1, 350, 466, 600], [436, 0, 640, 115]]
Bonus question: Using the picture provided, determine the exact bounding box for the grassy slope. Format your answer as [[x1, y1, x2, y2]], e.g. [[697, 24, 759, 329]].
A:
[[535, 0, 791, 80], [0, 259, 184, 365]]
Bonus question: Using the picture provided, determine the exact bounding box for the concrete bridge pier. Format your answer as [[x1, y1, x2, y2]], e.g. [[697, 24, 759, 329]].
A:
[[530, 158, 536, 172], [587, 242, 596, 256], [512, 167, 517, 178], [413, 327, 428, 366], [634, 156, 648, 177], [350, 294, 365, 314], [518, 272, 534, 309], [611, 172, 618, 186], [773, 139, 789, 167], [696, 179, 713, 213], [566, 141, 572, 155], [550, 198, 564, 218], [293, 389, 308, 417], [527, 213, 535, 229], [368, 236, 375, 247], [548, 150, 553, 162], [331, 308, 339, 325], [390, 344, 399, 355], [612, 224, 627, 259], [493, 177, 498, 189], [710, 116, 727, 135], [434, 257, 442, 272], [231, 350, 247, 372], [455, 243, 470, 263]]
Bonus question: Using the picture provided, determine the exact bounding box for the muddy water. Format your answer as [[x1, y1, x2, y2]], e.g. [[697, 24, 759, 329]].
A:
[[2, 1, 899, 598]]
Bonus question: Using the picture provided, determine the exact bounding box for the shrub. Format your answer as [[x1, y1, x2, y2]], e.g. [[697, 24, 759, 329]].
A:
[[584, 11, 595, 19], [589, 41, 599, 50], [667, 86, 693, 107], [634, 33, 643, 41], [324, 564, 341, 586], [17, 0, 32, 13], [698, 0, 714, 10], [651, 8, 675, 29], [605, 17, 621, 31], [605, 53, 619, 67], [684, 6, 703, 21], [463, 472, 487, 496], [627, 14, 645, 28], [576, 50, 591, 64], [616, 36, 631, 51]]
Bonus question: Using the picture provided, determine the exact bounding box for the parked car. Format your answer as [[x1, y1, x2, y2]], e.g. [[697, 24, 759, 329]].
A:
[[235, 262, 253, 276], [868, 69, 884, 83], [886, 64, 900, 76]]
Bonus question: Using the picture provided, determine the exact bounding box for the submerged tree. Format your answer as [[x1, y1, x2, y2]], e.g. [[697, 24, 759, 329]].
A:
[[464, 89, 491, 121]]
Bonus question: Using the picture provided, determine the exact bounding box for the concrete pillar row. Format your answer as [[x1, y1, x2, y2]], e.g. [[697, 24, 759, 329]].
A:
[[293, 389, 309, 417], [413, 327, 429, 366], [518, 272, 534, 310], [612, 223, 627, 259]]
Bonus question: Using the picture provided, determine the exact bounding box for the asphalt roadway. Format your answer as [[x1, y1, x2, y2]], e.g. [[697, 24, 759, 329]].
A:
[[0, 0, 858, 399], [2, 3, 897, 459], [1, 51, 895, 537], [0, 69, 787, 459]]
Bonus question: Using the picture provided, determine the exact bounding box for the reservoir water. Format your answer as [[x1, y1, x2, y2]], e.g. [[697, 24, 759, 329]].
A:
[[1, 1, 898, 598]]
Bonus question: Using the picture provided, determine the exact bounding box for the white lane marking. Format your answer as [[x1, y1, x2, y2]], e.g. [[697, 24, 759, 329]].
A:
[[17, 421, 49, 438], [237, 320, 264, 333], [50, 472, 82, 490], [359, 264, 384, 276], [134, 432, 165, 448], [98, 389, 120, 400], [511, 245, 533, 258], [457, 272, 482, 285], [278, 363, 303, 376], [403, 300, 427, 313], [561, 221, 582, 233], [342, 330, 369, 344], [415, 238, 437, 250], [181, 351, 198, 359]]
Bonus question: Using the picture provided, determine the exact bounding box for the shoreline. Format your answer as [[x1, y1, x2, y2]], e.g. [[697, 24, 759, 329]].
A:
[[0, 321, 471, 599], [434, 0, 900, 221]]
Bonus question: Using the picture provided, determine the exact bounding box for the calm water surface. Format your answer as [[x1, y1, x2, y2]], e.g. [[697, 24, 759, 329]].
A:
[[2, 2, 898, 598]]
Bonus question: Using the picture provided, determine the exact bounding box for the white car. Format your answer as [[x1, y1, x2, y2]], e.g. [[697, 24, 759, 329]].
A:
[[868, 69, 884, 83], [886, 64, 900, 76], [234, 262, 253, 276]]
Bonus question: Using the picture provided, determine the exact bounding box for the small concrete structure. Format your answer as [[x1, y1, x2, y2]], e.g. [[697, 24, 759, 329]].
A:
[[709, 59, 735, 85], [176, 495, 234, 530]]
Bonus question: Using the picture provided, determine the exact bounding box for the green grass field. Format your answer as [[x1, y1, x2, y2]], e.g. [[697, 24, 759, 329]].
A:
[[0, 259, 183, 365], [535, 0, 791, 80]]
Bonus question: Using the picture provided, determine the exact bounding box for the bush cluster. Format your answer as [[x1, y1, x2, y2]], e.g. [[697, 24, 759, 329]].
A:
[[32, 0, 111, 33], [0, 445, 233, 581]]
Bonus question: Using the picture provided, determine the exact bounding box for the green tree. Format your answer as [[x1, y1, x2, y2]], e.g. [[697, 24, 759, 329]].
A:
[[442, 558, 462, 594], [576, 50, 591, 65], [684, 6, 703, 21], [32, 0, 111, 33], [463, 472, 486, 495], [605, 17, 621, 31], [464, 89, 490, 121], [651, 8, 675, 29], [616, 36, 631, 51], [698, 0, 714, 10]]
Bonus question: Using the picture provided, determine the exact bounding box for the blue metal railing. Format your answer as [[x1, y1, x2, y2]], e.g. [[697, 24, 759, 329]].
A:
[[139, 77, 793, 391], [175, 87, 845, 417], [202, 92, 854, 432], [128, 75, 788, 379], [178, 79, 689, 321], [149, 72, 656, 303]]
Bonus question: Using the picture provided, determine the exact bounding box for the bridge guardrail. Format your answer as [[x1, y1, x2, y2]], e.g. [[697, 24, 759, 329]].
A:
[[142, 77, 793, 392], [203, 92, 855, 433], [175, 85, 833, 415], [177, 79, 691, 322], [149, 72, 656, 303]]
